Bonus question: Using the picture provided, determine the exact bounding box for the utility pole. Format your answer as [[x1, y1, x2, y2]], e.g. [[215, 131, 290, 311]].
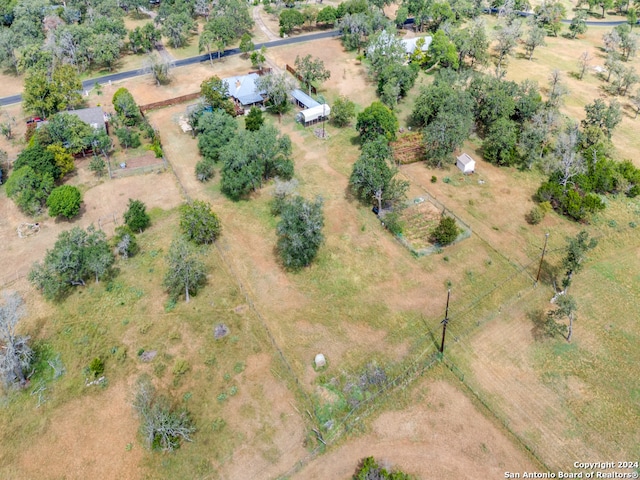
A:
[[535, 232, 550, 286], [440, 289, 451, 354]]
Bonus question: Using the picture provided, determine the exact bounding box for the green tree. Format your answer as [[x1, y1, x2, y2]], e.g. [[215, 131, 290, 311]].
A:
[[277, 196, 324, 269], [482, 117, 519, 166], [91, 33, 123, 71], [239, 32, 254, 57], [124, 198, 151, 233], [317, 6, 337, 24], [4, 166, 54, 216], [47, 185, 82, 219], [163, 237, 207, 302], [220, 125, 294, 199], [203, 15, 235, 60], [29, 226, 114, 300], [116, 127, 141, 150], [581, 98, 622, 138], [349, 135, 408, 212], [431, 215, 459, 245], [250, 46, 267, 69], [179, 200, 222, 245], [245, 106, 264, 131], [200, 76, 236, 116], [279, 9, 305, 35], [14, 144, 60, 180], [112, 88, 140, 126], [255, 72, 295, 117], [561, 230, 597, 291], [331, 96, 356, 127], [23, 64, 83, 118], [143, 52, 172, 86], [524, 24, 547, 61], [356, 102, 399, 143], [546, 294, 577, 341], [427, 30, 459, 70], [46, 145, 75, 177], [569, 10, 588, 39], [45, 112, 93, 155], [162, 12, 195, 48], [423, 111, 473, 167], [196, 110, 237, 161], [294, 54, 331, 95]]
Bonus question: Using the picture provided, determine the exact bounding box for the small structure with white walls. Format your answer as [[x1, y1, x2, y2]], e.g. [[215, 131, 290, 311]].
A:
[[456, 153, 476, 174]]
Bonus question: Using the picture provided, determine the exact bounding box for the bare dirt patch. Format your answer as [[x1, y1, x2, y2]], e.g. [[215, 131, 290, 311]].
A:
[[18, 380, 143, 480], [266, 37, 379, 106], [293, 378, 539, 479], [216, 353, 308, 479]]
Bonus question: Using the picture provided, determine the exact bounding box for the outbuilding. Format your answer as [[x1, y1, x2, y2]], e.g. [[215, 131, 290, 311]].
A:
[[456, 153, 476, 174], [296, 104, 330, 126]]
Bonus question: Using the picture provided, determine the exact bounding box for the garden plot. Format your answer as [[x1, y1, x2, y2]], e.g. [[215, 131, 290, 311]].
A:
[[397, 198, 443, 252]]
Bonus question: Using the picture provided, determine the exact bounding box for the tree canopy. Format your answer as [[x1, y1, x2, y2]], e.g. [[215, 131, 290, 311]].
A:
[[179, 200, 222, 245], [356, 102, 399, 143], [276, 196, 325, 269]]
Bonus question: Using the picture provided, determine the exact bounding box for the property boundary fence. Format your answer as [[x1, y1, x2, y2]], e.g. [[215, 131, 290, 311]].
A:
[[285, 64, 317, 94], [110, 162, 167, 179], [139, 92, 201, 113]]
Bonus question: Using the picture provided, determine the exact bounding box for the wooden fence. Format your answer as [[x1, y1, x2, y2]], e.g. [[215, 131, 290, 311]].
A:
[[285, 64, 317, 95], [139, 92, 201, 113]]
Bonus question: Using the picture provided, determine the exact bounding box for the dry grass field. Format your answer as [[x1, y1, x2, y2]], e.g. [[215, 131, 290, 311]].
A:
[[1, 8, 639, 480]]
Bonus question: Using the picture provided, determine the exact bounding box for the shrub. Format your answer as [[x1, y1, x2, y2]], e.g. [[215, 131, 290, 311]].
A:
[[195, 158, 215, 182], [89, 156, 107, 177], [277, 195, 324, 269], [47, 185, 82, 219], [353, 457, 414, 480], [89, 357, 105, 378], [431, 215, 459, 245], [526, 205, 545, 225], [382, 211, 404, 235], [112, 225, 139, 259], [431, 175, 437, 183]]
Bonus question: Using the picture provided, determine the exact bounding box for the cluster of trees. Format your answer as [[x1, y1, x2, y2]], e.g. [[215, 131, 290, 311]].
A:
[[350, 102, 408, 232], [198, 0, 253, 62], [28, 198, 150, 301], [111, 87, 163, 156], [5, 111, 112, 217], [164, 200, 221, 302]]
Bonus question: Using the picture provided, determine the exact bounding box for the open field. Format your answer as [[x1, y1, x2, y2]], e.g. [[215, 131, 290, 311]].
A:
[[1, 12, 640, 480]]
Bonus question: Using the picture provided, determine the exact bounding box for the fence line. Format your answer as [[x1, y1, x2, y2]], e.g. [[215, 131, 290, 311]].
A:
[[109, 162, 167, 179], [285, 64, 318, 94], [139, 92, 201, 113]]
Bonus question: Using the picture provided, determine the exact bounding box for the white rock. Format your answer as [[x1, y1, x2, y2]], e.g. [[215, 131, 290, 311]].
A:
[[314, 353, 326, 368]]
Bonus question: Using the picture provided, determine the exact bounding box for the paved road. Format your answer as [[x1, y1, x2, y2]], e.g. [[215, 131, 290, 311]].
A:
[[0, 30, 341, 107]]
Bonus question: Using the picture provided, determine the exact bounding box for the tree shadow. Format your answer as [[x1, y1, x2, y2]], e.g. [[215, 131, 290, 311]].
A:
[[528, 308, 549, 341]]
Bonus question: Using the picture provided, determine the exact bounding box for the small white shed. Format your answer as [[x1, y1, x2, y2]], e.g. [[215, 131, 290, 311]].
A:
[[456, 153, 476, 174]]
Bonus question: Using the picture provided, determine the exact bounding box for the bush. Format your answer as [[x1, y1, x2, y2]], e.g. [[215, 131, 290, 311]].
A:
[[382, 211, 404, 235], [353, 457, 414, 479], [47, 185, 82, 219], [195, 158, 216, 182], [89, 156, 107, 177], [431, 175, 437, 183], [431, 215, 459, 245], [526, 205, 545, 225], [88, 357, 105, 377]]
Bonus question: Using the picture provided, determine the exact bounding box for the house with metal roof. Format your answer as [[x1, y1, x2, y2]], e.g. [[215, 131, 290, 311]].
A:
[[222, 73, 265, 108]]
